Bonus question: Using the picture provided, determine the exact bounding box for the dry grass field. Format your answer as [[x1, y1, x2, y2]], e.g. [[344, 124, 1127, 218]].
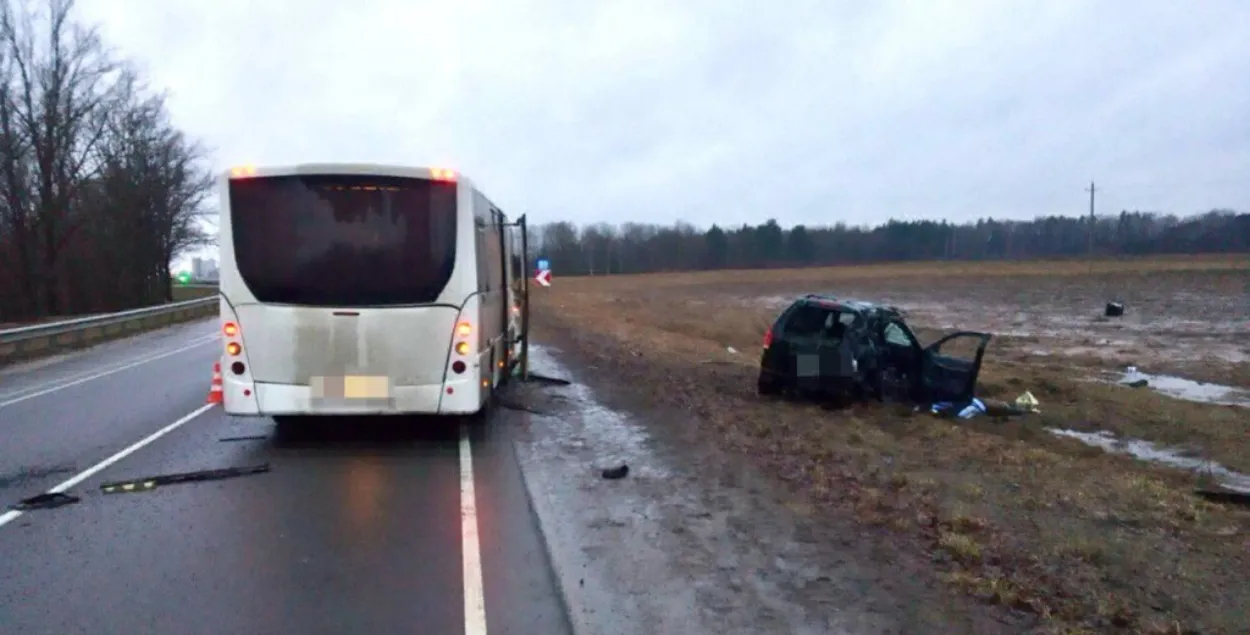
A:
[[528, 254, 1250, 634]]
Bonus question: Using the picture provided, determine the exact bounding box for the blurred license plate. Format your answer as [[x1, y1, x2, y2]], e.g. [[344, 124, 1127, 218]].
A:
[[311, 375, 391, 399]]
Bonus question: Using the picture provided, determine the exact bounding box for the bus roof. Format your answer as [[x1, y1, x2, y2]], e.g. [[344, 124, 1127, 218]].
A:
[[222, 163, 470, 185]]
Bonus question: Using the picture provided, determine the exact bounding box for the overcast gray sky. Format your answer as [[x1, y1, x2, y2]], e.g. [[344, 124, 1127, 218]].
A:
[[76, 0, 1248, 251]]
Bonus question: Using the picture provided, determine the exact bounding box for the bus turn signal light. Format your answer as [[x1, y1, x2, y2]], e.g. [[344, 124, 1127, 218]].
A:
[[226, 342, 242, 356], [456, 322, 472, 337], [455, 342, 469, 355]]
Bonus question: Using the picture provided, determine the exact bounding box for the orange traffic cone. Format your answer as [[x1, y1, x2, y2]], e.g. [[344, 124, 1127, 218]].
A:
[[206, 362, 223, 404]]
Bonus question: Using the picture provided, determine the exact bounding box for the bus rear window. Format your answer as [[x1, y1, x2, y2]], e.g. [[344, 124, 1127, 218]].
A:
[[228, 174, 457, 306]]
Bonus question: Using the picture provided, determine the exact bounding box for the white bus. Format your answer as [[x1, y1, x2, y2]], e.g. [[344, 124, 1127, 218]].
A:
[[216, 163, 528, 418]]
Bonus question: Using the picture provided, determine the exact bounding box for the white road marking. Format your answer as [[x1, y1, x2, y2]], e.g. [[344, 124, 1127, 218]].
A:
[[460, 426, 488, 635], [0, 335, 218, 409], [0, 403, 217, 529]]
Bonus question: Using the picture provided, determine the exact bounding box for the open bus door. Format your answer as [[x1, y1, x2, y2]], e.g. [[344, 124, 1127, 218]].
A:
[[500, 213, 530, 382]]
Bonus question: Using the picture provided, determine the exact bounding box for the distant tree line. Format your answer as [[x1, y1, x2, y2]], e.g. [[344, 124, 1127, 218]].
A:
[[533, 209, 1249, 275], [0, 0, 212, 324]]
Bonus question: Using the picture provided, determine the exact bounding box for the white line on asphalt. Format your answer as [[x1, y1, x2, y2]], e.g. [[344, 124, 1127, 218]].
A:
[[0, 335, 218, 409], [0, 403, 217, 529], [460, 426, 488, 635]]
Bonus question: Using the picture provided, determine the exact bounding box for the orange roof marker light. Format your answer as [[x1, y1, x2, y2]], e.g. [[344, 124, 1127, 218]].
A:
[[230, 165, 257, 178], [429, 167, 457, 181]]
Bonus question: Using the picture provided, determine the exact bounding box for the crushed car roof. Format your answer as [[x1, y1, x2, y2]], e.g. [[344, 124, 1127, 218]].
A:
[[797, 294, 899, 314]]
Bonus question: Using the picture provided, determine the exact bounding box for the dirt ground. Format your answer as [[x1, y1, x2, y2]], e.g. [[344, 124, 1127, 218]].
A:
[[528, 254, 1250, 635]]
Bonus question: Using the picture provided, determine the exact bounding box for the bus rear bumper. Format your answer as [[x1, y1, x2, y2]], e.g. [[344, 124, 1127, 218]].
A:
[[222, 376, 483, 416]]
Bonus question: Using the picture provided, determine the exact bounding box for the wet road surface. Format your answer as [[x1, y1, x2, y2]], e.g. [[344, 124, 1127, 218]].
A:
[[0, 320, 572, 635]]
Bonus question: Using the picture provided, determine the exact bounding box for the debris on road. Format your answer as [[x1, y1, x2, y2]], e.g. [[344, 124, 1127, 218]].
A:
[[601, 464, 629, 480], [525, 372, 572, 386], [100, 463, 270, 494], [9, 491, 80, 511], [1104, 301, 1125, 317], [218, 435, 269, 442], [496, 398, 549, 415]]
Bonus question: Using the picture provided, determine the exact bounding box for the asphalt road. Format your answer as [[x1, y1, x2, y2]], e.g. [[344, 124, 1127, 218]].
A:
[[0, 320, 572, 635]]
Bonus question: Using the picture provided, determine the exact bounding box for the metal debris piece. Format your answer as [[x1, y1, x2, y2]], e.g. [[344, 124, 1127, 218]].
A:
[[526, 373, 572, 386], [9, 491, 81, 511], [218, 435, 269, 442], [100, 463, 270, 494], [1195, 488, 1250, 508], [601, 464, 629, 480], [496, 399, 549, 415], [1104, 302, 1125, 317]]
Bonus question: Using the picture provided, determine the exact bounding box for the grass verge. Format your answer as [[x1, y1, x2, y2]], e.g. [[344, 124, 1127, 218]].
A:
[[531, 259, 1250, 634]]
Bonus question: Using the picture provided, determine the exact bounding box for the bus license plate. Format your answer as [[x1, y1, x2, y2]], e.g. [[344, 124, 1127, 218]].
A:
[[312, 375, 391, 399]]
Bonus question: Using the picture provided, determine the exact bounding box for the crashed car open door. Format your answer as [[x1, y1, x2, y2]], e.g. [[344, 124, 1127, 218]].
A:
[[920, 331, 992, 403]]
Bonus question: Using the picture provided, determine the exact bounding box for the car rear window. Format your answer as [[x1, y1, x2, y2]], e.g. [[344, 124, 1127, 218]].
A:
[[784, 304, 856, 337]]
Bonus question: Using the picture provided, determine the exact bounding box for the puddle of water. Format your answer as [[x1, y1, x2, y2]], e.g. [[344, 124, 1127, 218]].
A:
[[1048, 428, 1250, 493], [1110, 370, 1250, 408], [526, 345, 670, 479]]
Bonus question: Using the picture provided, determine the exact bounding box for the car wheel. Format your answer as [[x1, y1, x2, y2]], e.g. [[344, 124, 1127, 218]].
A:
[[757, 370, 781, 396]]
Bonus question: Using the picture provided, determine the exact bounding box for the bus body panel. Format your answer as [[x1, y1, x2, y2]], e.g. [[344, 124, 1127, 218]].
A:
[[216, 163, 518, 418]]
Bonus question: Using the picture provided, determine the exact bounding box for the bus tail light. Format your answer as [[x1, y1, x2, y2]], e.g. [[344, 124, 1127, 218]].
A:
[[430, 168, 457, 181], [223, 322, 239, 337], [456, 322, 472, 337], [226, 342, 242, 356], [455, 341, 469, 356]]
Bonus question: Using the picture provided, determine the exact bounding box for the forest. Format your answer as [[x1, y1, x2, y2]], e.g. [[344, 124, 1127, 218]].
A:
[[532, 209, 1249, 276], [0, 0, 212, 323]]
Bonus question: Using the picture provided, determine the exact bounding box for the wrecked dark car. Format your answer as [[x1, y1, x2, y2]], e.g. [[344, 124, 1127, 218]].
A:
[[757, 294, 991, 405]]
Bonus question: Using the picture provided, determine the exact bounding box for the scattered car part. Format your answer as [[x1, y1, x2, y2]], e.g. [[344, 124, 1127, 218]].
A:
[[219, 435, 269, 442], [1014, 391, 1041, 413], [1105, 302, 1125, 317], [496, 398, 549, 415], [100, 463, 270, 494], [1195, 488, 1250, 508], [757, 294, 992, 405], [9, 491, 80, 511], [601, 464, 629, 480], [526, 373, 572, 386]]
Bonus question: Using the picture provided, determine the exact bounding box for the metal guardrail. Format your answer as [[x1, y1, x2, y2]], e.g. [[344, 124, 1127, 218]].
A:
[[0, 296, 218, 363]]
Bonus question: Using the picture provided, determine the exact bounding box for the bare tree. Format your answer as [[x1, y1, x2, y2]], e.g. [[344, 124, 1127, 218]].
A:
[[0, 0, 214, 321]]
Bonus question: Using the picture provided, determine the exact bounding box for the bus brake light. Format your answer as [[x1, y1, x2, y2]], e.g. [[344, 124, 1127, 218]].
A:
[[430, 168, 457, 181], [230, 165, 257, 178], [223, 322, 239, 337]]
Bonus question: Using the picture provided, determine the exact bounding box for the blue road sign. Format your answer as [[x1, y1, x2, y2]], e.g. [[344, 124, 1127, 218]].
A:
[[537, 258, 550, 271]]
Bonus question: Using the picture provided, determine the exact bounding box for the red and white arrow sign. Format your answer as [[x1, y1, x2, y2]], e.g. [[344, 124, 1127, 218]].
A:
[[534, 269, 552, 287]]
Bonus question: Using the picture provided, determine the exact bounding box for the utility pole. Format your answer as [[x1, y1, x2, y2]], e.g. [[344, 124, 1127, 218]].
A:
[[1086, 181, 1096, 274]]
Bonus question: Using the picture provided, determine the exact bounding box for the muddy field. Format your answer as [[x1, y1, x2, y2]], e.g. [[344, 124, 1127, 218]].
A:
[[528, 255, 1250, 635]]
